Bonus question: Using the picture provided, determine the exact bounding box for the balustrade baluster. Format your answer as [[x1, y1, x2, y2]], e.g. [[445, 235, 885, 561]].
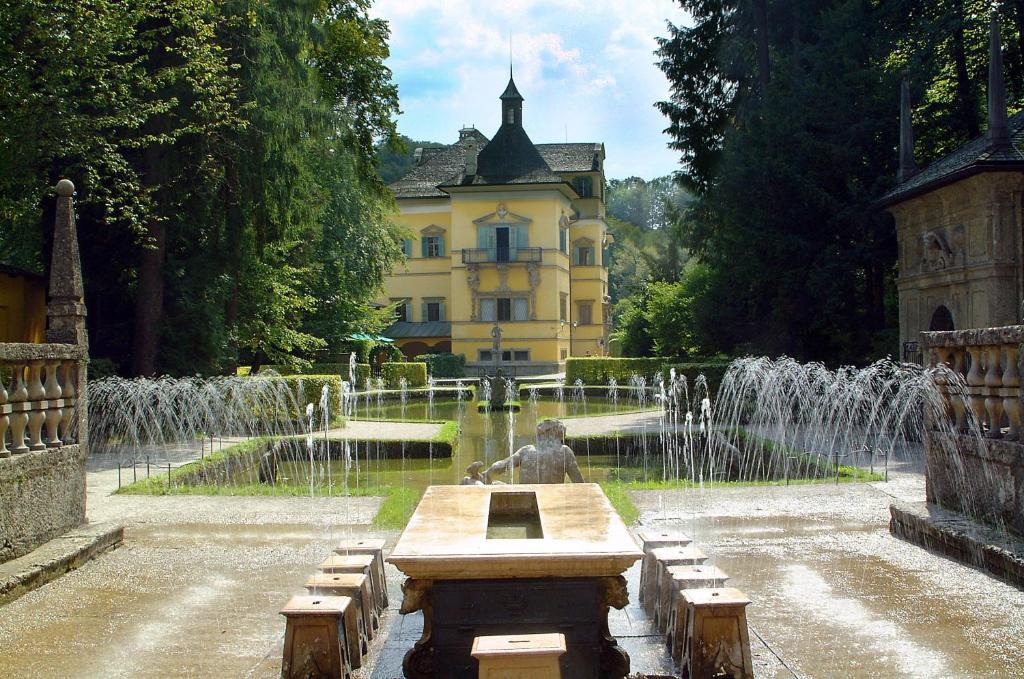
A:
[[9, 364, 28, 453], [984, 346, 1003, 387], [0, 365, 9, 458], [43, 360, 62, 447], [59, 361, 76, 444], [985, 395, 1004, 438], [26, 360, 46, 451], [965, 347, 987, 431]]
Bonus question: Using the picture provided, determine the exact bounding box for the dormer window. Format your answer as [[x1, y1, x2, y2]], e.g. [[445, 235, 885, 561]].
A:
[[572, 176, 593, 198]]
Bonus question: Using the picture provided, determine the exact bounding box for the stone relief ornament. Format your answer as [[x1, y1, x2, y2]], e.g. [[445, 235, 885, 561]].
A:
[[466, 264, 480, 321], [921, 230, 954, 271], [527, 262, 540, 320], [497, 203, 508, 218]]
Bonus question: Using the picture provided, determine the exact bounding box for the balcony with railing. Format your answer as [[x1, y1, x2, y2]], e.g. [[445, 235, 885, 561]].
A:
[[461, 247, 543, 264]]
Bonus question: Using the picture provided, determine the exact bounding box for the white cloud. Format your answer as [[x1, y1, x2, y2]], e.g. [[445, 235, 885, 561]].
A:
[[371, 0, 690, 179]]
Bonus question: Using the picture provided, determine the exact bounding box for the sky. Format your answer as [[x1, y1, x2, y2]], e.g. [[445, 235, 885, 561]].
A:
[[369, 0, 691, 180]]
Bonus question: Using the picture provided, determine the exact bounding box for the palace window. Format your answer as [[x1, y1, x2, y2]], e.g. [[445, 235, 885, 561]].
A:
[[401, 239, 413, 257], [559, 227, 568, 253], [481, 296, 528, 322], [577, 301, 593, 325], [422, 235, 444, 257], [560, 294, 568, 322], [573, 244, 594, 266], [422, 299, 445, 322], [478, 349, 530, 362], [392, 299, 410, 322]]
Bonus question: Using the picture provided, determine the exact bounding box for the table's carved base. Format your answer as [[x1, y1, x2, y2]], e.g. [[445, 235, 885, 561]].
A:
[[398, 575, 631, 679]]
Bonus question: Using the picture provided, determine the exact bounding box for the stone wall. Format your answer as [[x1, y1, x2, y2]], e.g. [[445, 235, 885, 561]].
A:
[[924, 433, 1024, 536], [0, 444, 87, 563]]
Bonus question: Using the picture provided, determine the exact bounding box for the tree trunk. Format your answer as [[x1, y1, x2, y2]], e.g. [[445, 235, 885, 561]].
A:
[[754, 0, 771, 94], [131, 219, 166, 376], [951, 0, 981, 138], [223, 155, 242, 373]]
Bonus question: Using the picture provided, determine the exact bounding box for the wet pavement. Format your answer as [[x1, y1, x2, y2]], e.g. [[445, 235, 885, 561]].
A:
[[633, 462, 1024, 678], [1, 457, 1022, 677]]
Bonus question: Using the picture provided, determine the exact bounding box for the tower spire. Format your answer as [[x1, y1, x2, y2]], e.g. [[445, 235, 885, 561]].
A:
[[898, 78, 917, 183], [988, 12, 1011, 149]]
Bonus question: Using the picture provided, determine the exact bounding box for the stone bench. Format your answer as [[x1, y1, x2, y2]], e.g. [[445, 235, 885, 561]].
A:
[[636, 530, 692, 607], [471, 632, 566, 679], [642, 544, 707, 615], [279, 594, 354, 679], [334, 538, 388, 610], [674, 587, 753, 679], [656, 563, 729, 632], [305, 573, 375, 664]]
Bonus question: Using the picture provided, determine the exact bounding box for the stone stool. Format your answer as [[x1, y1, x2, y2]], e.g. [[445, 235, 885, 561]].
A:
[[334, 538, 388, 610], [279, 595, 353, 679], [320, 553, 378, 623], [643, 545, 706, 616], [471, 632, 566, 679], [656, 563, 729, 633], [636, 530, 692, 606], [676, 587, 753, 679], [305, 573, 374, 663]]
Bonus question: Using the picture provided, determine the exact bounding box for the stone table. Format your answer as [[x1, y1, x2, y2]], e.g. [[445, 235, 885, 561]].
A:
[[387, 483, 643, 679]]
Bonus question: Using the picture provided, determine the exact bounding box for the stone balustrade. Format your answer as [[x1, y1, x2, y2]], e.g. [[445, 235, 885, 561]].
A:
[[922, 325, 1024, 439], [0, 343, 87, 458]]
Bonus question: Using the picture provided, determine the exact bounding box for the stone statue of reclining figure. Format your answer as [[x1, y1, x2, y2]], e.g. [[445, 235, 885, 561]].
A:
[[462, 418, 584, 485]]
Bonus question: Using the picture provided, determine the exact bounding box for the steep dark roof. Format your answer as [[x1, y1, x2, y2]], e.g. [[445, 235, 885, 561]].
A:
[[881, 110, 1024, 206], [444, 123, 564, 188], [388, 129, 490, 199], [536, 143, 602, 173], [500, 74, 523, 101], [382, 321, 451, 339]]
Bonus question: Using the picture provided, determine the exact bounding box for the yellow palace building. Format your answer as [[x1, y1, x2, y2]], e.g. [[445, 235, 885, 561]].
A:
[[379, 73, 611, 376]]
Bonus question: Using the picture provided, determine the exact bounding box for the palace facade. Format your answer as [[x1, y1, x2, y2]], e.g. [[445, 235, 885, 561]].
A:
[[379, 74, 611, 375]]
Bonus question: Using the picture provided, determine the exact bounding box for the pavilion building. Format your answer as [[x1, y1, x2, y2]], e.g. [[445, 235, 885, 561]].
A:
[[378, 73, 611, 375], [881, 15, 1024, 361]]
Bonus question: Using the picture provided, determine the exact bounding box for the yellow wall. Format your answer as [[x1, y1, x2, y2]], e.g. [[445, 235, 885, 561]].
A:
[[0, 272, 46, 343]]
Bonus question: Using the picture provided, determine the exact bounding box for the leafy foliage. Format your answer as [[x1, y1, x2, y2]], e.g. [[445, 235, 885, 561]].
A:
[[0, 0, 403, 376], [651, 0, 1023, 364]]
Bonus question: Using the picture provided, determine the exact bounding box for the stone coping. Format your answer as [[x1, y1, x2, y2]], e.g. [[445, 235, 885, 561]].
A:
[[0, 521, 123, 606], [890, 501, 1024, 590], [921, 325, 1024, 348], [0, 342, 87, 362]]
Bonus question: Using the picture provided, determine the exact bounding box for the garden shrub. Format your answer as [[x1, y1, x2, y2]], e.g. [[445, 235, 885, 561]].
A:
[[382, 362, 427, 388], [422, 352, 466, 378]]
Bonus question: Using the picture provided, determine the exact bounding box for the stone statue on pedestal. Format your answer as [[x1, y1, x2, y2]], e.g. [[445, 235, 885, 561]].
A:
[[462, 419, 584, 485]]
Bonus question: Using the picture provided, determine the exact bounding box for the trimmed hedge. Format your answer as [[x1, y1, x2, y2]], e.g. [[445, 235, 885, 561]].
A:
[[382, 362, 427, 388], [423, 352, 466, 378], [565, 357, 731, 399], [566, 357, 674, 384], [256, 374, 343, 419], [355, 363, 371, 386]]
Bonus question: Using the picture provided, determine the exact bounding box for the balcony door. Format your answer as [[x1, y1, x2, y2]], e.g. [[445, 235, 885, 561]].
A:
[[496, 226, 510, 262]]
